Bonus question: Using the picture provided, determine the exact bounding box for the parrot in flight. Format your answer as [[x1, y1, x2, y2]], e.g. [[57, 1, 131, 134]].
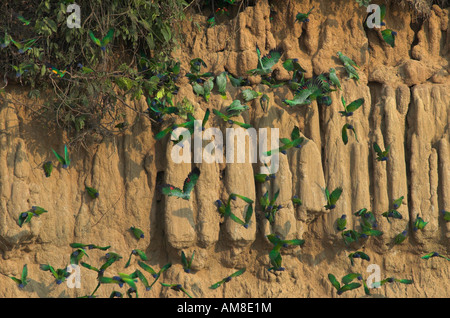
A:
[[89, 28, 115, 51]]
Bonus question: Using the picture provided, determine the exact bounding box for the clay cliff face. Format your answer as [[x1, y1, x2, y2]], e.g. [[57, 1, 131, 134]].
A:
[[0, 0, 449, 298]]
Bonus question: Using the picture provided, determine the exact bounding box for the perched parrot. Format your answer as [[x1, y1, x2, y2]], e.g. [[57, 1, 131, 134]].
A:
[[226, 100, 249, 117], [130, 226, 145, 240], [241, 89, 262, 102], [213, 109, 252, 129], [381, 29, 397, 48], [39, 264, 70, 285], [52, 145, 70, 169], [43, 161, 53, 177], [247, 44, 282, 76], [160, 167, 201, 200], [181, 251, 195, 273], [323, 187, 343, 210], [328, 68, 341, 90], [264, 126, 305, 156], [295, 7, 314, 23], [373, 142, 390, 161], [337, 214, 347, 231], [85, 186, 99, 199], [215, 193, 254, 228], [8, 264, 28, 289]]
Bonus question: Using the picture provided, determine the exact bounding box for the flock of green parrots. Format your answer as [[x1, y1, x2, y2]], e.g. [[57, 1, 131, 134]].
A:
[[4, 2, 449, 298]]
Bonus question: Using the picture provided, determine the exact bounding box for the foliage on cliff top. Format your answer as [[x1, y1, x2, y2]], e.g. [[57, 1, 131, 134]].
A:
[[0, 0, 188, 146]]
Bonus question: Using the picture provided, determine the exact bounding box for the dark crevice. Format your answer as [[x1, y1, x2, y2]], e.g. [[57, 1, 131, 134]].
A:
[[367, 81, 384, 212], [404, 87, 415, 232], [409, 19, 423, 60], [317, 102, 327, 180]]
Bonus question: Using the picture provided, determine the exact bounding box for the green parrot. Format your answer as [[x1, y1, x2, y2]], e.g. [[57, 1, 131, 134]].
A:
[[160, 282, 192, 298], [348, 251, 370, 266], [373, 142, 390, 161], [8, 264, 28, 289], [52, 145, 70, 169], [85, 186, 99, 199], [215, 193, 254, 228], [353, 208, 378, 229], [89, 28, 115, 51], [282, 88, 313, 107], [323, 187, 343, 210], [226, 100, 249, 117], [43, 161, 53, 177], [226, 71, 250, 87], [337, 214, 347, 231], [328, 273, 361, 295], [125, 249, 148, 268], [215, 71, 228, 99], [337, 52, 359, 68], [130, 226, 145, 240], [254, 172, 275, 183], [392, 196, 405, 209], [413, 214, 428, 231], [342, 123, 358, 145], [160, 167, 201, 201], [39, 264, 70, 285], [209, 268, 246, 289], [69, 243, 110, 251], [213, 109, 252, 129], [372, 277, 413, 288], [381, 29, 397, 48], [189, 58, 207, 74], [192, 77, 214, 102], [342, 229, 363, 246], [0, 32, 11, 48], [260, 190, 281, 224], [110, 291, 123, 298], [11, 63, 33, 77], [421, 252, 450, 261], [283, 58, 306, 75], [264, 126, 305, 156], [77, 63, 94, 74], [207, 14, 216, 28], [339, 97, 364, 117], [155, 109, 210, 143], [268, 249, 284, 272], [11, 38, 37, 53], [343, 62, 359, 82], [260, 93, 270, 113], [241, 89, 262, 102], [295, 7, 314, 23], [267, 234, 305, 258], [70, 248, 89, 265], [17, 206, 48, 227], [17, 15, 31, 25], [292, 195, 302, 207], [442, 210, 450, 222], [46, 64, 67, 78], [329, 68, 341, 90], [181, 251, 195, 273], [247, 44, 282, 76], [382, 210, 403, 223], [393, 230, 408, 245], [138, 261, 172, 281]]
